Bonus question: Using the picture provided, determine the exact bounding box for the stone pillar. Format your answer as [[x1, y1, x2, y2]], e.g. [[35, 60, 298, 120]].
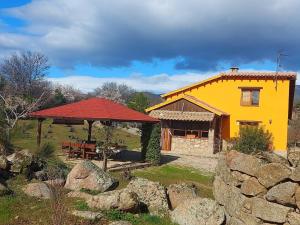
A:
[[208, 120, 215, 154]]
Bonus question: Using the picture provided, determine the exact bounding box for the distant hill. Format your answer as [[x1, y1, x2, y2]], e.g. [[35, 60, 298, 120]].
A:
[[142, 92, 163, 106]]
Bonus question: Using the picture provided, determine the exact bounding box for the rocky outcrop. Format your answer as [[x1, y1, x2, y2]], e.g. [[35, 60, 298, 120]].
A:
[[87, 189, 139, 212], [126, 177, 169, 216], [214, 150, 300, 225], [7, 149, 33, 173], [170, 197, 225, 225], [64, 161, 117, 192], [22, 182, 53, 199], [67, 191, 93, 201], [167, 183, 197, 209]]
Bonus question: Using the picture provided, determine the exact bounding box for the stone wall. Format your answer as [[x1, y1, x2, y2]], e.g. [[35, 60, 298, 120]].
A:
[[171, 137, 212, 156], [213, 149, 300, 225]]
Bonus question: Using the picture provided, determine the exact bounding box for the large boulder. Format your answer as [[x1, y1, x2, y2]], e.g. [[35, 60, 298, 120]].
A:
[[87, 189, 139, 212], [0, 183, 10, 196], [251, 197, 292, 223], [266, 182, 298, 206], [288, 148, 300, 167], [7, 149, 33, 173], [22, 182, 53, 199], [215, 153, 240, 186], [256, 151, 289, 165], [0, 155, 8, 170], [64, 161, 117, 192], [226, 150, 263, 176], [170, 197, 225, 225], [256, 163, 291, 188], [290, 166, 300, 182], [241, 177, 267, 197], [126, 177, 169, 216], [167, 183, 197, 209]]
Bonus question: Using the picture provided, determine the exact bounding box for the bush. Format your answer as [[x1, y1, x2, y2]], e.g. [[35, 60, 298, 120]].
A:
[[232, 125, 272, 154], [145, 124, 161, 165], [141, 123, 153, 161], [36, 142, 55, 159]]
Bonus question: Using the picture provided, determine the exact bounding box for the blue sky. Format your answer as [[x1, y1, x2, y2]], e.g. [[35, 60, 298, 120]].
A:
[[0, 0, 299, 93]]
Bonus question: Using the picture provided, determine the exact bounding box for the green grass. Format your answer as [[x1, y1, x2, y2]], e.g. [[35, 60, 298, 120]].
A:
[[11, 119, 140, 155], [133, 165, 214, 198]]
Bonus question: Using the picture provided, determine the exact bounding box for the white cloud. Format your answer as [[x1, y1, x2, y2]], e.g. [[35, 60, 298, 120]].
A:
[[48, 72, 214, 94]]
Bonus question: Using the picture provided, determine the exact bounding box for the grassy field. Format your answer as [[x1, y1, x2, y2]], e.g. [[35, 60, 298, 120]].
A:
[[11, 119, 141, 153], [0, 120, 214, 225]]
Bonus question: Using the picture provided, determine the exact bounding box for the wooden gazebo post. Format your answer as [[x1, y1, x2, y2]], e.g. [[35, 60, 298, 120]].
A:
[[37, 118, 45, 147], [87, 120, 94, 142]]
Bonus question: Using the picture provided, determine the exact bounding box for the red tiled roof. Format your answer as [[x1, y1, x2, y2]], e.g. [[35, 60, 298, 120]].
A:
[[221, 71, 297, 79], [29, 97, 159, 123]]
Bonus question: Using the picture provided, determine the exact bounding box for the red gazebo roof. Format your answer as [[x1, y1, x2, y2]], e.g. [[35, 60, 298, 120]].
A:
[[29, 97, 158, 123]]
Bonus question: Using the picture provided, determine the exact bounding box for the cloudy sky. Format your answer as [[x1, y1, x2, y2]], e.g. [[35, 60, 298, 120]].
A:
[[0, 0, 299, 93]]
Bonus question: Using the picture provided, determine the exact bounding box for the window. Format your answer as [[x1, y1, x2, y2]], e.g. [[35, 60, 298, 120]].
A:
[[239, 121, 260, 127], [240, 88, 260, 106], [173, 129, 208, 139]]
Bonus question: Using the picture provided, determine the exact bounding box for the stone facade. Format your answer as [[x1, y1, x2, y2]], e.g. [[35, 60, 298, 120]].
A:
[[170, 127, 215, 156], [214, 150, 300, 225]]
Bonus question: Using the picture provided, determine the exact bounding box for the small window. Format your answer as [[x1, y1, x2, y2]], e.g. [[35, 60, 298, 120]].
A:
[[201, 131, 209, 138], [173, 129, 185, 136], [241, 89, 260, 106], [239, 121, 259, 127]]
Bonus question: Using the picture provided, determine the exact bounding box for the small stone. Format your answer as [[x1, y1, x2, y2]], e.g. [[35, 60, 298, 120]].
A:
[[87, 189, 139, 212], [287, 212, 300, 225], [167, 183, 197, 209], [241, 177, 267, 196], [266, 182, 298, 206], [22, 182, 53, 199], [256, 163, 291, 188], [109, 221, 132, 225], [251, 197, 292, 223], [72, 210, 103, 220], [288, 148, 300, 167], [290, 166, 300, 182], [226, 150, 263, 176], [295, 186, 300, 209], [231, 171, 251, 183]]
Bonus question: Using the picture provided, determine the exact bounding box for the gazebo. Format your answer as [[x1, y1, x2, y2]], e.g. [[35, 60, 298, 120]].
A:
[[29, 97, 159, 170]]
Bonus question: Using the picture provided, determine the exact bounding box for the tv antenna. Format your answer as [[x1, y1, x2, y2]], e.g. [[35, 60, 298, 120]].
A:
[[275, 50, 288, 90]]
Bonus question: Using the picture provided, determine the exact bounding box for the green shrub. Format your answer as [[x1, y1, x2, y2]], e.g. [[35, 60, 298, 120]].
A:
[[145, 124, 161, 165], [74, 200, 90, 211], [36, 142, 55, 159], [232, 125, 272, 154], [141, 123, 153, 161]]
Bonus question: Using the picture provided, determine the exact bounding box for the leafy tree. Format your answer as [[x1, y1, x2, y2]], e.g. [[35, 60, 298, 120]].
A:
[[145, 123, 161, 164], [128, 92, 150, 113], [233, 126, 272, 154]]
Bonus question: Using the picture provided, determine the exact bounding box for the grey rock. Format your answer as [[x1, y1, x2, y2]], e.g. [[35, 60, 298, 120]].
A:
[[34, 170, 48, 181], [226, 150, 263, 176], [64, 160, 117, 192], [256, 163, 291, 188], [72, 210, 103, 220], [287, 212, 300, 225], [295, 186, 300, 209], [45, 178, 66, 187], [22, 182, 53, 199], [7, 149, 33, 173], [290, 166, 300, 182], [216, 153, 240, 186], [167, 183, 197, 209], [67, 191, 93, 201], [109, 221, 132, 225], [87, 189, 139, 212], [288, 148, 300, 167], [251, 197, 292, 223], [266, 182, 298, 206], [257, 151, 289, 165], [171, 197, 225, 225], [0, 155, 8, 170], [231, 171, 251, 183], [241, 177, 267, 196], [126, 177, 169, 216]]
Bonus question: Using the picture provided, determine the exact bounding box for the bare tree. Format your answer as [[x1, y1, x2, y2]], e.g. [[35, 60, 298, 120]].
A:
[[93, 82, 134, 104], [0, 51, 50, 98]]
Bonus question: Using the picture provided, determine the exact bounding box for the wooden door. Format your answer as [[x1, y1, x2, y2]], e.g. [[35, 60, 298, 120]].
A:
[[162, 128, 172, 151]]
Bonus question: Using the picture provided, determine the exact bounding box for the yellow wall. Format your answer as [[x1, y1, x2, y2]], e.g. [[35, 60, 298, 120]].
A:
[[166, 78, 291, 152]]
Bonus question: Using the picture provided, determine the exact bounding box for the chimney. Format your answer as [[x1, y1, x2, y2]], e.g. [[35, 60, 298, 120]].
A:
[[230, 66, 239, 73]]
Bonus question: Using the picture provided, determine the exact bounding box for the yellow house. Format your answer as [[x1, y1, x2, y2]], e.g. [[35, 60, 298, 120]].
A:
[[146, 68, 297, 156]]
